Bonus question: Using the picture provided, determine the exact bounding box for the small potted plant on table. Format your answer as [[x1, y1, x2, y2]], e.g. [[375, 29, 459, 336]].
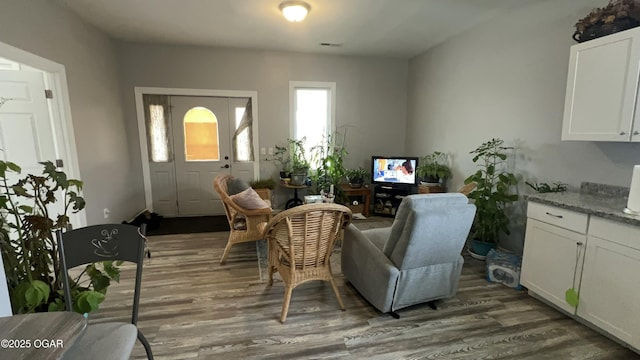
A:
[[345, 168, 369, 188], [416, 151, 451, 193]]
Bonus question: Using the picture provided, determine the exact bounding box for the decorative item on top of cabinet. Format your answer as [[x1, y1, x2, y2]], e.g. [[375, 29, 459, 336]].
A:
[[562, 26, 640, 142], [572, 0, 640, 43]]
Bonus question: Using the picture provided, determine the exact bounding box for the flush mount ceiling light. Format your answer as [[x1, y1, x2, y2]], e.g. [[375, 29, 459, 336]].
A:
[[279, 1, 311, 22]]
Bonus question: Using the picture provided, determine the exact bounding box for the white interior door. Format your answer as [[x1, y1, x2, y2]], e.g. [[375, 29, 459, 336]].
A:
[[171, 96, 231, 216], [0, 70, 55, 173]]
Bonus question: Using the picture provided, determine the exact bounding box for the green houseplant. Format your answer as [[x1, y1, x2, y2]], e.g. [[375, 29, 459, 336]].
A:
[[345, 167, 369, 188], [0, 160, 121, 314], [416, 151, 451, 184], [464, 138, 518, 257], [309, 132, 348, 203], [273, 144, 292, 179], [288, 138, 310, 185], [249, 178, 276, 190]]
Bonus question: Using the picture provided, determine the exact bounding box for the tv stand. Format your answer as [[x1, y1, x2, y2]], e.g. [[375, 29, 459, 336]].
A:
[[373, 185, 412, 217]]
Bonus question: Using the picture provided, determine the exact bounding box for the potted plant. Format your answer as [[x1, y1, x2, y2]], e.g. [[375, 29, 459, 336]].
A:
[[288, 138, 310, 185], [416, 151, 451, 185], [525, 181, 568, 193], [249, 178, 276, 190], [273, 145, 292, 179], [309, 131, 348, 203], [573, 0, 640, 43], [0, 160, 120, 314], [464, 138, 518, 258], [345, 168, 369, 188]]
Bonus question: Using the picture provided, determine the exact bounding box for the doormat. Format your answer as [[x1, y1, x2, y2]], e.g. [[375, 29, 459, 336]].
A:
[[146, 216, 230, 236]]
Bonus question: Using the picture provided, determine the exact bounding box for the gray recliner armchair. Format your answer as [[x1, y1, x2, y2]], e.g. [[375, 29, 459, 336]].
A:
[[341, 193, 476, 313]]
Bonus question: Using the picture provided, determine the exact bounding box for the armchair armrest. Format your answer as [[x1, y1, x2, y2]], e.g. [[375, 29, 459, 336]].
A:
[[341, 224, 399, 313]]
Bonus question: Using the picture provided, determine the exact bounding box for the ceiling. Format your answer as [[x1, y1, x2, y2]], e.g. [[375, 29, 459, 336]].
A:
[[57, 0, 535, 59]]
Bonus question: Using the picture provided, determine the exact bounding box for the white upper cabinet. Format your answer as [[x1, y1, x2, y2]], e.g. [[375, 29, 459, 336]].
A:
[[562, 27, 640, 142]]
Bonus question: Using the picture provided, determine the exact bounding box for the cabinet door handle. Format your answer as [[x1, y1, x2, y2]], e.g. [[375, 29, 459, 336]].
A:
[[634, 131, 640, 135], [620, 131, 627, 135], [545, 212, 563, 219], [576, 241, 583, 246]]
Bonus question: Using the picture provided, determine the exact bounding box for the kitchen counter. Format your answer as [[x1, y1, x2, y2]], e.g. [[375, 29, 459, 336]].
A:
[[525, 182, 640, 227]]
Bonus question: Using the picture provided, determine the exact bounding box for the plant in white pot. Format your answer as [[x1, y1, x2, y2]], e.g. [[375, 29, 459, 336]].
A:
[[464, 138, 518, 258]]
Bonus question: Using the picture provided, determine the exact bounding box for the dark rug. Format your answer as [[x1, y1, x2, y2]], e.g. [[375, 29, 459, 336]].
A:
[[146, 216, 230, 236]]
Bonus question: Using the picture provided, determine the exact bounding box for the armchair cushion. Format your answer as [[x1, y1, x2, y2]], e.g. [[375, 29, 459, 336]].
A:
[[230, 187, 271, 210], [226, 177, 250, 195]]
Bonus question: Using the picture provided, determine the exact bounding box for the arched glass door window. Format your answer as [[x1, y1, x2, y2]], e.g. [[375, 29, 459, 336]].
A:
[[183, 107, 219, 161]]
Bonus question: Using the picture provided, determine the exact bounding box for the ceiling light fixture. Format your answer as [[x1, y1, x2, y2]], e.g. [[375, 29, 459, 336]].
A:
[[279, 1, 311, 22]]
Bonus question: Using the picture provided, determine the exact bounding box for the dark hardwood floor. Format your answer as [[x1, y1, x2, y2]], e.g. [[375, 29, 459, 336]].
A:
[[90, 219, 639, 359]]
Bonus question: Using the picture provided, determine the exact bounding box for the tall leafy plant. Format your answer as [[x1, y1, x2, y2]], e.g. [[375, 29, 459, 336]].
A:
[[310, 131, 348, 203], [464, 138, 518, 243], [0, 160, 120, 314]]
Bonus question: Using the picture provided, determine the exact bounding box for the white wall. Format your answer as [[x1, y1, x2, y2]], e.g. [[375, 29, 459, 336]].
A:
[[116, 43, 408, 207], [0, 0, 139, 224], [406, 0, 640, 253]]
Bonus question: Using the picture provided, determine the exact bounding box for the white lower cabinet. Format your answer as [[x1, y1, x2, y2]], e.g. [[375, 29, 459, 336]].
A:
[[577, 217, 640, 350], [522, 203, 640, 352], [521, 218, 585, 314]]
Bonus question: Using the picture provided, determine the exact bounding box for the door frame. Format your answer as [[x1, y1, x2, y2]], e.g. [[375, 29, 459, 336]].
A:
[[134, 87, 260, 212], [0, 41, 85, 227]]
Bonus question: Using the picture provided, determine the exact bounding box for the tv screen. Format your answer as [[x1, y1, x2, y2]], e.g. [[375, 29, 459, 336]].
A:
[[371, 156, 419, 186]]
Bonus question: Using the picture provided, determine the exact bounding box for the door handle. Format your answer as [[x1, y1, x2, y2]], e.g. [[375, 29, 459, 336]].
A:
[[221, 164, 230, 169], [545, 212, 563, 219]]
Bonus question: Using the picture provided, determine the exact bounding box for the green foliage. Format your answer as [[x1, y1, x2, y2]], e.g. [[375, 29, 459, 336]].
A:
[[273, 145, 292, 174], [273, 138, 310, 174], [249, 178, 276, 190], [0, 160, 119, 314], [345, 167, 369, 184], [288, 138, 310, 173], [464, 139, 518, 243], [309, 132, 348, 203], [525, 181, 567, 193], [416, 151, 451, 181]]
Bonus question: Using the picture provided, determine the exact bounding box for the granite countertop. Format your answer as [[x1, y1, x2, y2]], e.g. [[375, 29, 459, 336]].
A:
[[525, 182, 640, 227]]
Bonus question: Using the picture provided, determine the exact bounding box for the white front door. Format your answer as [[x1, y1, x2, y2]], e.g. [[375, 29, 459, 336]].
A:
[[171, 96, 232, 216]]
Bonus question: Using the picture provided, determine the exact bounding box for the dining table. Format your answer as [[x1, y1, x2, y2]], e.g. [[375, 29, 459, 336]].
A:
[[0, 311, 87, 360]]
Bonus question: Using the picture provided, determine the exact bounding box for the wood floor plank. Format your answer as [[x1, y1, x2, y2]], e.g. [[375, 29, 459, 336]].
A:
[[88, 219, 639, 359]]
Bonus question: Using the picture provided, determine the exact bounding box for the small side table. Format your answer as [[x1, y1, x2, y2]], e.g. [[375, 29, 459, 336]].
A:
[[341, 184, 371, 217], [281, 183, 308, 209]]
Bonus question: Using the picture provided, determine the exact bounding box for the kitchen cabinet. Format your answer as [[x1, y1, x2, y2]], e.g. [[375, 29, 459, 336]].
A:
[[577, 217, 640, 350], [562, 26, 640, 142], [522, 201, 640, 352], [521, 202, 588, 314]]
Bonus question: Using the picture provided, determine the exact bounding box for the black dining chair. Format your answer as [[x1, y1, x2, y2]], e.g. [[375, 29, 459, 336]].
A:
[[56, 223, 153, 360]]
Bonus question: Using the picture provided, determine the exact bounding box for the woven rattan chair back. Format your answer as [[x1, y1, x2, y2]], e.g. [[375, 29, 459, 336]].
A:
[[262, 203, 352, 322]]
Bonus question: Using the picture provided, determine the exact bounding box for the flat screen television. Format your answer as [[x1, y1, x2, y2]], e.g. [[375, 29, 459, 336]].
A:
[[371, 156, 419, 186]]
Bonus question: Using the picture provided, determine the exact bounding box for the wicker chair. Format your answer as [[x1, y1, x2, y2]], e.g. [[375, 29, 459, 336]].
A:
[[261, 203, 352, 322], [213, 174, 272, 264]]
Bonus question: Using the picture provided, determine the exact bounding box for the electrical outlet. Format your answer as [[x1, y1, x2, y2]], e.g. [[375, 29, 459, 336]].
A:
[[261, 147, 266, 155], [103, 208, 111, 219], [268, 147, 274, 155]]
